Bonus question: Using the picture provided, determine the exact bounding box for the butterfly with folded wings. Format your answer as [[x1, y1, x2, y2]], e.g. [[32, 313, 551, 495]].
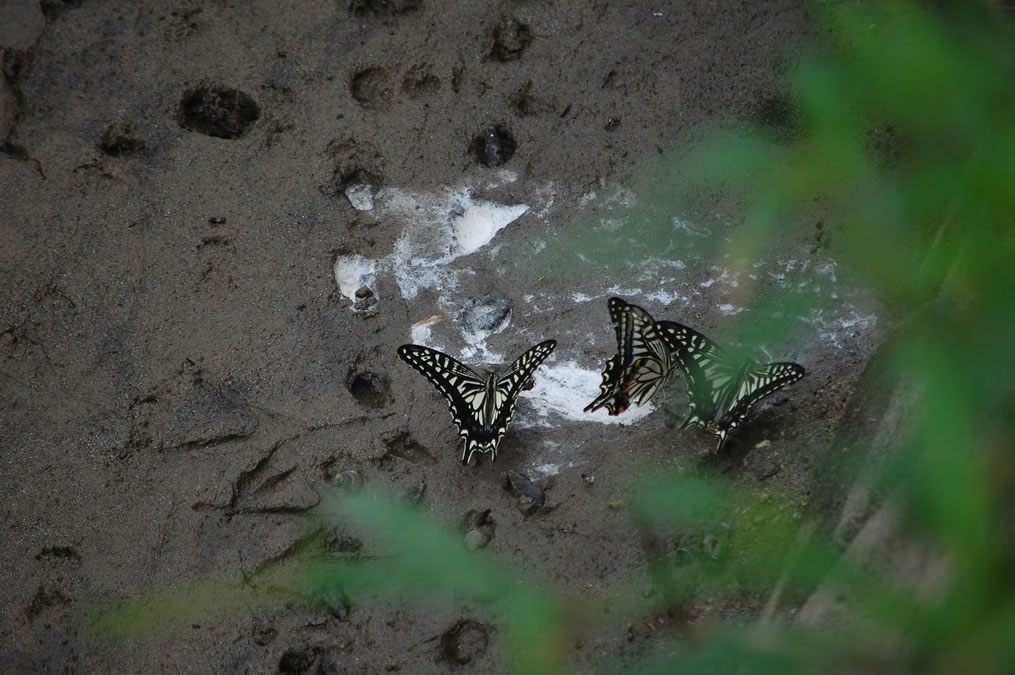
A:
[[397, 340, 556, 464], [658, 322, 805, 452], [584, 297, 677, 415]]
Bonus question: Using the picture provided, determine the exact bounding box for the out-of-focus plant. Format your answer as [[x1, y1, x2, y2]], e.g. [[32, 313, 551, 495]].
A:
[[91, 492, 568, 673], [631, 1, 1015, 672]]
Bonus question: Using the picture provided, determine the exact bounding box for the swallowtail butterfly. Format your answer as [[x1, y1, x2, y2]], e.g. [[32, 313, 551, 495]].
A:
[[584, 298, 676, 415], [658, 322, 805, 452], [397, 340, 556, 465]]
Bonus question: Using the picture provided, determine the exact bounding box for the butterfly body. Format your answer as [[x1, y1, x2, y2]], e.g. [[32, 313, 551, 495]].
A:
[[397, 340, 556, 464], [584, 298, 675, 415], [659, 321, 805, 452]]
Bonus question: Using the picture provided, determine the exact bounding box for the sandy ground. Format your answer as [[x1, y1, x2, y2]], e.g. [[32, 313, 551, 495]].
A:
[[1, 1, 883, 671]]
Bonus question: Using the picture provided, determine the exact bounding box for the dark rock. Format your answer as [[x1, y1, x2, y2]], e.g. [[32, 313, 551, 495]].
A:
[[459, 296, 511, 336], [754, 460, 782, 481], [461, 508, 495, 550], [470, 126, 515, 168], [502, 470, 545, 517]]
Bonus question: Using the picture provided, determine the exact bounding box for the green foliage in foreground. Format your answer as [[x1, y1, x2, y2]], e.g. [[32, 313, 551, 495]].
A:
[[90, 2, 1015, 673]]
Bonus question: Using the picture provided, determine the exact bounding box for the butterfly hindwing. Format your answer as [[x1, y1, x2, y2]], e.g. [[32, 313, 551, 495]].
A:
[[723, 361, 806, 435], [397, 340, 556, 464], [584, 298, 634, 414]]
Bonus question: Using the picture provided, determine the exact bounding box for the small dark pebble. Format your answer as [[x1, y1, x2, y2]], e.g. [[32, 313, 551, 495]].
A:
[[754, 461, 782, 481], [502, 471, 545, 517], [461, 508, 495, 550], [330, 469, 364, 494], [463, 529, 490, 551], [473, 125, 515, 167], [459, 296, 511, 335], [353, 287, 378, 313], [208, 216, 226, 225]]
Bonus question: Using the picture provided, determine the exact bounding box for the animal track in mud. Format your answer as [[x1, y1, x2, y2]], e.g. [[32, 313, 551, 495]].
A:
[[470, 125, 515, 168], [350, 67, 392, 108], [35, 546, 82, 566], [278, 646, 323, 674], [511, 81, 557, 117], [347, 369, 391, 408], [489, 16, 532, 62], [99, 121, 147, 158], [439, 618, 491, 667], [26, 583, 71, 620], [40, 0, 84, 21], [178, 85, 260, 139], [377, 430, 435, 466], [337, 166, 383, 194], [401, 65, 440, 97], [327, 137, 385, 210], [348, 0, 422, 18]]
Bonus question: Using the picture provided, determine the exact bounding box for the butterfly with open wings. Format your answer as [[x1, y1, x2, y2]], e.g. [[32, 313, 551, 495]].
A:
[[658, 321, 805, 452], [397, 340, 556, 465]]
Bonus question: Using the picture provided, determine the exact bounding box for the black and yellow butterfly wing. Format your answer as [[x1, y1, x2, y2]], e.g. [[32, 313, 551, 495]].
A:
[[398, 340, 556, 464], [659, 321, 804, 451], [585, 298, 675, 415]]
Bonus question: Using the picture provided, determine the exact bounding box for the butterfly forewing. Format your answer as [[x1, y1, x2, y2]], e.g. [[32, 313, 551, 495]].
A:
[[584, 353, 628, 414], [397, 340, 556, 464]]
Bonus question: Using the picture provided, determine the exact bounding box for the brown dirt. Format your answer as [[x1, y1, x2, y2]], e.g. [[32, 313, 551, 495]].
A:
[[0, 1, 882, 672]]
